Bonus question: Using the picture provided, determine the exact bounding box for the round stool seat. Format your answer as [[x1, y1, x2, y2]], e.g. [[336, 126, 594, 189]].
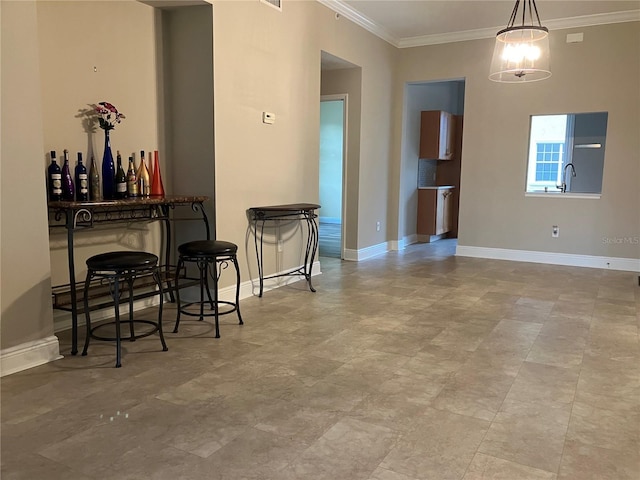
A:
[[82, 250, 166, 368], [178, 240, 237, 257], [87, 251, 158, 271]]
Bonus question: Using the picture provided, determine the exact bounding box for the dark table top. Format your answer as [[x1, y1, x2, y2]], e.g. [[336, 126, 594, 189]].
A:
[[249, 203, 320, 212], [48, 195, 209, 209]]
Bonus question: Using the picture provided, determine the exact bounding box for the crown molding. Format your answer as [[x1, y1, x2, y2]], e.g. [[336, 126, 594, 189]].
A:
[[316, 0, 399, 47], [317, 1, 640, 49]]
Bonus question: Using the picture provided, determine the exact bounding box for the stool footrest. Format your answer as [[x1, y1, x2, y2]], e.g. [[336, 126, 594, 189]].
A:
[[178, 300, 240, 318], [90, 320, 161, 342]]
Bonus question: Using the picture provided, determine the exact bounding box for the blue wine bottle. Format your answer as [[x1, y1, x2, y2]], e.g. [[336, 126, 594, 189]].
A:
[[75, 152, 89, 201], [101, 130, 115, 199], [48, 150, 62, 201]]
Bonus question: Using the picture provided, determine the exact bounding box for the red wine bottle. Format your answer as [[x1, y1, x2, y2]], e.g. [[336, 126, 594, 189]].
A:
[[48, 151, 62, 201], [75, 152, 89, 201]]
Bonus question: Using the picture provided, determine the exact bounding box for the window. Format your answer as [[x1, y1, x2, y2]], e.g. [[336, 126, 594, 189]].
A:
[[526, 115, 568, 192], [526, 112, 608, 194], [535, 142, 563, 182]]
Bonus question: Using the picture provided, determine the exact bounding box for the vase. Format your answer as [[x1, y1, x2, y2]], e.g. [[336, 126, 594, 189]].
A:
[[151, 150, 165, 196], [101, 129, 115, 200]]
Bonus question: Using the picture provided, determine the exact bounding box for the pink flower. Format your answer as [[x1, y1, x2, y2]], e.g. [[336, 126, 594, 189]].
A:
[[94, 101, 125, 131]]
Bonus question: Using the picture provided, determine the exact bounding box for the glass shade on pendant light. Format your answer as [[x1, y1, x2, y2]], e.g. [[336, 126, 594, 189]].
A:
[[489, 0, 551, 83]]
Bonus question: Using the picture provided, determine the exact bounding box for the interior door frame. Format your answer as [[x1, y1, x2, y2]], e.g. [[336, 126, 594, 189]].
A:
[[320, 94, 348, 259]]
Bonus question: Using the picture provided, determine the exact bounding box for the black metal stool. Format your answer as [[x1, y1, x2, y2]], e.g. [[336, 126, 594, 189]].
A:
[[82, 251, 168, 368], [174, 240, 243, 338]]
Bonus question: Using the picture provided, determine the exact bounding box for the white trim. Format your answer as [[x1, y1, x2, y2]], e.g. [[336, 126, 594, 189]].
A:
[[525, 192, 601, 199], [320, 94, 348, 260], [416, 233, 448, 244], [243, 260, 322, 297], [343, 242, 389, 262], [53, 296, 160, 333], [390, 234, 419, 251], [0, 336, 63, 377], [259, 0, 281, 12], [455, 245, 640, 272], [53, 262, 325, 333], [317, 0, 398, 47], [317, 0, 640, 49]]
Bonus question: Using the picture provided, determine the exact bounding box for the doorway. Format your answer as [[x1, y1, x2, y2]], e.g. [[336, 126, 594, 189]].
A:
[[319, 95, 346, 258]]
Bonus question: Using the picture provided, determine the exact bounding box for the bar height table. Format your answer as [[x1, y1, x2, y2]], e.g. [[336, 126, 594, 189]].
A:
[[48, 195, 210, 355], [248, 203, 321, 297]]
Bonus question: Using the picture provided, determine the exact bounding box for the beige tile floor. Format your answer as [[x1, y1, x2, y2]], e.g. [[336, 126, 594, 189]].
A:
[[2, 239, 639, 479]]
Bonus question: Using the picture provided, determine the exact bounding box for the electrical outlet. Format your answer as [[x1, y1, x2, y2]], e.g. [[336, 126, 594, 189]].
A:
[[376, 221, 381, 232], [552, 225, 559, 238]]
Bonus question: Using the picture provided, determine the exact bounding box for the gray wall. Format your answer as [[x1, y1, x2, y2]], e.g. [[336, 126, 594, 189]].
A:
[[394, 22, 640, 260]]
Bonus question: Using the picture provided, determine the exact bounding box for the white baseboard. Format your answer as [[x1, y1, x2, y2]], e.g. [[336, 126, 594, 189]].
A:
[[51, 260, 324, 334], [0, 336, 63, 377], [344, 242, 389, 261], [416, 233, 448, 243], [391, 234, 419, 251], [456, 245, 640, 272]]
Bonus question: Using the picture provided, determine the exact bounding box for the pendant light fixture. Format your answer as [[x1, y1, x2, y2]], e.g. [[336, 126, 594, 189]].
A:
[[489, 0, 551, 83]]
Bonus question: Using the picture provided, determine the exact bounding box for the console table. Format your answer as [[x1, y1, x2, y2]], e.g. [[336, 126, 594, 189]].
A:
[[48, 195, 210, 355], [248, 203, 320, 297]]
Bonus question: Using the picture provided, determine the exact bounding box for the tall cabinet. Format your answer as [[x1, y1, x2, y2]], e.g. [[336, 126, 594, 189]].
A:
[[419, 110, 455, 160], [417, 187, 454, 236], [416, 112, 463, 240]]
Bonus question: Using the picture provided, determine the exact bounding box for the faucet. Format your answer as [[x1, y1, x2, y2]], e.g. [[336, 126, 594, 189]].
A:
[[557, 163, 577, 193]]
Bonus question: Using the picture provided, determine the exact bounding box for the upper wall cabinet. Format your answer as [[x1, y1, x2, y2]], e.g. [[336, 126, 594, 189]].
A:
[[419, 110, 454, 160]]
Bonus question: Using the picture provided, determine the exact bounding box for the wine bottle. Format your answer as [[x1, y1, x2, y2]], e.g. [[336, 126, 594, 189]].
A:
[[89, 155, 101, 201], [151, 150, 165, 196], [127, 155, 139, 197], [48, 151, 62, 201], [102, 132, 115, 200], [61, 149, 75, 201], [115, 150, 127, 199], [75, 152, 89, 201], [136, 150, 151, 197]]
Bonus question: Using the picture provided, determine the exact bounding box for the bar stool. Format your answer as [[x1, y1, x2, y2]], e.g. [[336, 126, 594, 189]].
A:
[[82, 251, 168, 368], [174, 240, 243, 338]]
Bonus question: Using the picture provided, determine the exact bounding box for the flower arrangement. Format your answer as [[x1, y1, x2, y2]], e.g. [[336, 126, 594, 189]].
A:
[[94, 101, 125, 131]]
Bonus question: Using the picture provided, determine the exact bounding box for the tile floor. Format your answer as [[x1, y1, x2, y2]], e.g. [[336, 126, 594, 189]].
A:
[[1, 239, 639, 479]]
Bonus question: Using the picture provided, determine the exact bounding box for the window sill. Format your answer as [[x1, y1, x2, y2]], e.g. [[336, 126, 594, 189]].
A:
[[525, 192, 601, 199]]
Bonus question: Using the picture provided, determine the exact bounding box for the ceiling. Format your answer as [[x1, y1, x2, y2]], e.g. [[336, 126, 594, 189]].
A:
[[319, 0, 640, 48]]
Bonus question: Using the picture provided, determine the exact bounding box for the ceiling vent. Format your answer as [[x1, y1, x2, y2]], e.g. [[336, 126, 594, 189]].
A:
[[260, 0, 281, 11]]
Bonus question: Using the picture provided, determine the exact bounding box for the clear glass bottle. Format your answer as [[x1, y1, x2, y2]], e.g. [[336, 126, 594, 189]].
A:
[[115, 151, 127, 199], [127, 155, 139, 197], [89, 155, 101, 201], [75, 152, 89, 201], [48, 150, 62, 201], [136, 150, 151, 197], [61, 149, 75, 201]]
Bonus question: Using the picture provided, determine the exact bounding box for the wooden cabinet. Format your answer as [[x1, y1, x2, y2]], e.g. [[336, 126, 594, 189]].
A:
[[419, 110, 454, 160], [417, 187, 454, 236]]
